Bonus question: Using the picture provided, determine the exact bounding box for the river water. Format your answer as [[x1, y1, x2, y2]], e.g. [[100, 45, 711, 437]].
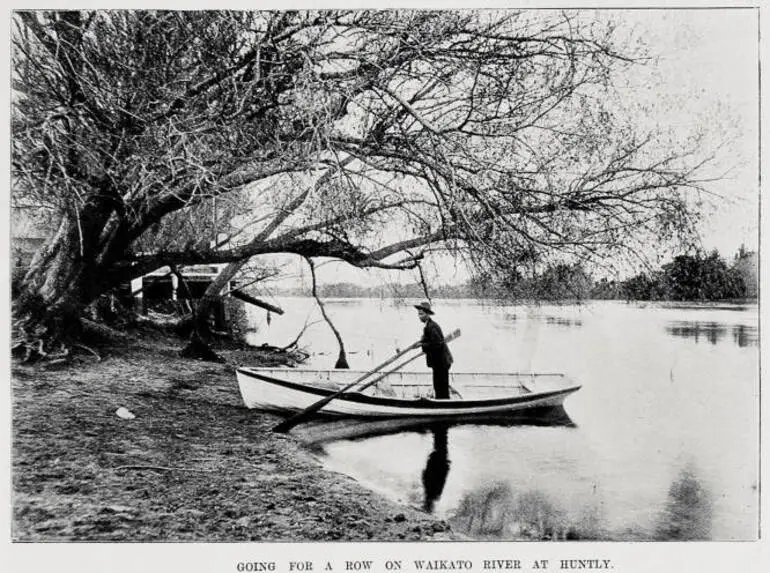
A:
[[246, 298, 759, 541]]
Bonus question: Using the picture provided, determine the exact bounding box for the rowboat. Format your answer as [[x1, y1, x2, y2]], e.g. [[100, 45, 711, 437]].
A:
[[235, 367, 581, 419]]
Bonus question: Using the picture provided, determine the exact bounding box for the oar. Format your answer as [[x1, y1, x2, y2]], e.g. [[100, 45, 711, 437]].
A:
[[354, 350, 426, 392], [271, 339, 423, 433], [272, 328, 461, 433]]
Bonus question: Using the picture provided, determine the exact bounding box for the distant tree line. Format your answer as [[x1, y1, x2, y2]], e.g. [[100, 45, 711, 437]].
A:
[[612, 247, 756, 302], [282, 247, 757, 302], [488, 247, 756, 302], [278, 281, 473, 300]]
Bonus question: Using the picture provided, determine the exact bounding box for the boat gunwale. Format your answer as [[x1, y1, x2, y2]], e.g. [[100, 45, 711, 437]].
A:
[[237, 366, 569, 379]]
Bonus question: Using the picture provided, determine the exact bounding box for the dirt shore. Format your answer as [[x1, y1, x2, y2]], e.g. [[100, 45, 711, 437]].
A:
[[11, 330, 453, 542]]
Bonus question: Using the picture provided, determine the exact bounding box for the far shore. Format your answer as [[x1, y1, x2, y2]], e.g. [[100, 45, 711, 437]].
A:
[[11, 329, 454, 542]]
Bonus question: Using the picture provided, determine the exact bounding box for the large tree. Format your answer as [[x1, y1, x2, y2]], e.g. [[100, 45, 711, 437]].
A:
[[12, 10, 709, 359]]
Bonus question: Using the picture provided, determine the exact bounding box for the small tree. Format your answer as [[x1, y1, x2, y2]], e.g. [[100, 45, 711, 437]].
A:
[[660, 251, 744, 301]]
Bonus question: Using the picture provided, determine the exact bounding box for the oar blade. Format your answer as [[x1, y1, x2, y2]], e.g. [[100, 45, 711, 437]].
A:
[[273, 407, 323, 434]]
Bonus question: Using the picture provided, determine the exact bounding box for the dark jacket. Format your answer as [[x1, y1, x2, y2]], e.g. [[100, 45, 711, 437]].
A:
[[421, 318, 453, 370]]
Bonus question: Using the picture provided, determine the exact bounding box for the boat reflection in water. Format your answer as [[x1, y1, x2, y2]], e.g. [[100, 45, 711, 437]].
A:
[[296, 406, 576, 519], [296, 405, 575, 446]]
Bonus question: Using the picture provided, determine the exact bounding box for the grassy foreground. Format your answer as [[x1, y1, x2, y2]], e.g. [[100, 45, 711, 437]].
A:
[[11, 329, 453, 542]]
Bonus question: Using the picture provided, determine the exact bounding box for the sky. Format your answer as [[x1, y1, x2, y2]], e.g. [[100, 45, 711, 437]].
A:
[[622, 8, 759, 255]]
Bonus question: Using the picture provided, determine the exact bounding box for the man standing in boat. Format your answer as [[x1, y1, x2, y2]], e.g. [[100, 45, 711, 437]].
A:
[[415, 301, 454, 399]]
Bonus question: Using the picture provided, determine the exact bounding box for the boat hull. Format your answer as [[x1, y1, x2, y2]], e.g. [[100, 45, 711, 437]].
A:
[[236, 367, 581, 419]]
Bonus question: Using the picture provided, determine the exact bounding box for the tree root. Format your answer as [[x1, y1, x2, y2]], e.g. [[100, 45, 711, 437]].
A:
[[34, 340, 69, 363], [81, 318, 129, 341], [135, 311, 193, 330], [179, 335, 225, 363], [12, 318, 106, 365], [12, 323, 70, 363], [73, 343, 101, 362], [12, 307, 131, 364]]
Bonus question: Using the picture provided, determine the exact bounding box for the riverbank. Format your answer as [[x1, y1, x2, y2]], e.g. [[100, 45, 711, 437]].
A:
[[11, 329, 454, 541]]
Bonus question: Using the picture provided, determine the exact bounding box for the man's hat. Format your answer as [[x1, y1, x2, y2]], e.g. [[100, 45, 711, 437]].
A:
[[414, 301, 434, 315]]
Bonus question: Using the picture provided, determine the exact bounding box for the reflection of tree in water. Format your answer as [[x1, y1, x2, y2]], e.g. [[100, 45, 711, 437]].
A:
[[422, 424, 451, 513], [732, 324, 758, 348], [450, 481, 515, 537], [504, 314, 584, 328], [666, 321, 758, 348], [665, 321, 725, 345], [449, 483, 605, 541], [653, 464, 713, 540], [544, 316, 583, 328]]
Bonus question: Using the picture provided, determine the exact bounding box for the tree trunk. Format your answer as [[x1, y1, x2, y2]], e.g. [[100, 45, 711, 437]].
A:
[[13, 217, 95, 361], [181, 260, 247, 361], [11, 201, 136, 362], [306, 258, 349, 369]]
